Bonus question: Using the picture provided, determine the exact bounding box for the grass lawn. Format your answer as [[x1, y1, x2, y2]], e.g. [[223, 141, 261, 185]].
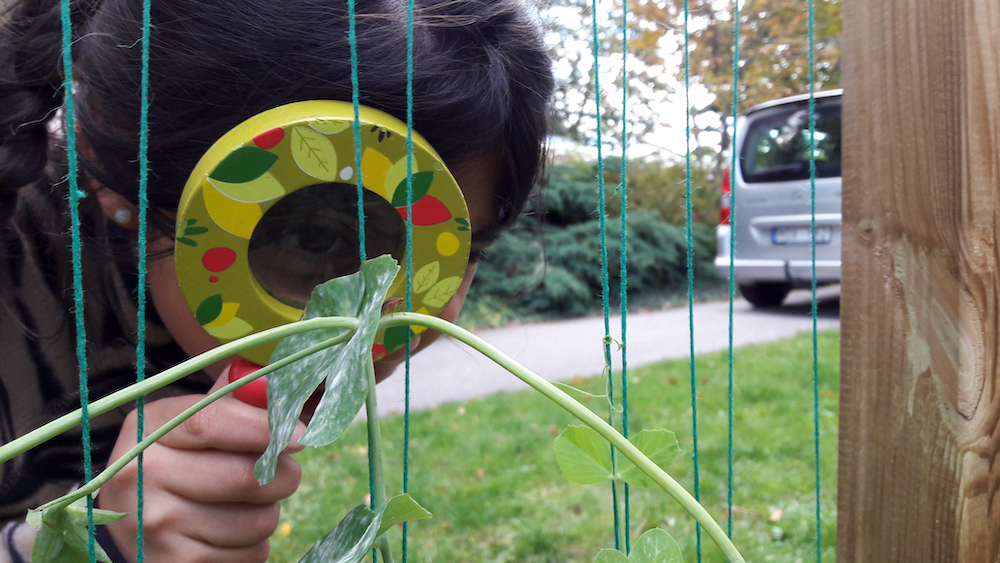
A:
[[268, 329, 840, 562]]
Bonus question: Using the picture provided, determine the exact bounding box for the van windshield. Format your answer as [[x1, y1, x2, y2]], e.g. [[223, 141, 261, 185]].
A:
[[740, 101, 841, 183]]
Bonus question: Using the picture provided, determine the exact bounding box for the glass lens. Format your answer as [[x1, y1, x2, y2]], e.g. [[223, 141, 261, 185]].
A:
[[248, 184, 404, 308]]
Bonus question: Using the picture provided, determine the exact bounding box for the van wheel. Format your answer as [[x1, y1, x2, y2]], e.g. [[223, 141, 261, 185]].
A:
[[738, 282, 792, 308]]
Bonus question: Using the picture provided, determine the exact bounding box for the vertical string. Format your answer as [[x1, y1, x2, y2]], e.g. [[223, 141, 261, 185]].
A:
[[134, 0, 152, 560], [589, 0, 621, 551], [807, 0, 823, 559], [618, 0, 630, 554], [59, 2, 96, 561], [683, 1, 703, 560], [347, 5, 376, 562], [727, 0, 741, 541], [402, 0, 416, 560], [349, 0, 366, 263]]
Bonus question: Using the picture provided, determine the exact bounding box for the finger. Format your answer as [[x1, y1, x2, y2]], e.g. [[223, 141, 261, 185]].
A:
[[123, 518, 273, 563], [132, 394, 306, 454], [146, 446, 302, 504]]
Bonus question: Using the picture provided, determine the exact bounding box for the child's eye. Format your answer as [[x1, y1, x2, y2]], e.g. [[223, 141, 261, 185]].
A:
[[246, 184, 405, 307]]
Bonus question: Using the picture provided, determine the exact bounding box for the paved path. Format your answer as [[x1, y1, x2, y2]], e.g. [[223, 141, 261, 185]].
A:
[[372, 287, 840, 416]]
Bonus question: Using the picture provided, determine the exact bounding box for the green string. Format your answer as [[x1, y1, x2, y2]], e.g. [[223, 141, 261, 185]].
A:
[[727, 0, 741, 542], [345, 5, 377, 562], [402, 1, 416, 561], [134, 0, 152, 560], [807, 0, 823, 560], [59, 2, 96, 562], [682, 1, 703, 560], [589, 0, 622, 551], [618, 0, 631, 555], [349, 0, 365, 263]]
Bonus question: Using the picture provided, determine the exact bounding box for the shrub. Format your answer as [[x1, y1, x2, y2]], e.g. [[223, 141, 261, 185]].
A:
[[465, 157, 721, 322]]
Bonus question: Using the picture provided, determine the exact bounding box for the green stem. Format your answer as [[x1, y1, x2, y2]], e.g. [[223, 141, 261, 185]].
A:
[[379, 313, 746, 563], [364, 357, 394, 563], [38, 334, 352, 513], [0, 317, 360, 464]]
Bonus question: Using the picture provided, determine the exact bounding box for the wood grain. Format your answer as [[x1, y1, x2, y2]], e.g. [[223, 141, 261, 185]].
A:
[[839, 0, 1000, 561]]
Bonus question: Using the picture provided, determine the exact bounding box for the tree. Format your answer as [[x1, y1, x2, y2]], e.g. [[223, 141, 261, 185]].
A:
[[678, 0, 842, 163], [538, 0, 842, 170], [537, 0, 676, 150]]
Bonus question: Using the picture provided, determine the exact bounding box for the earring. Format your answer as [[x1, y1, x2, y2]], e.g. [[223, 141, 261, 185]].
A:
[[113, 207, 134, 226]]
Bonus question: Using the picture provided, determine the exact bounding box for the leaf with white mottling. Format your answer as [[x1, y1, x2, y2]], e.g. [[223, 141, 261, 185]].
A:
[[298, 505, 382, 563], [255, 256, 398, 485]]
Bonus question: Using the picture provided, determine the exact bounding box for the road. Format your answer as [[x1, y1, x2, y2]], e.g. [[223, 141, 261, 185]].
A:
[[371, 286, 841, 416]]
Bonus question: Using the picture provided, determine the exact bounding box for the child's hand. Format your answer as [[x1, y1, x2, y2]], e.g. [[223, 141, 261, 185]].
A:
[[99, 367, 306, 563]]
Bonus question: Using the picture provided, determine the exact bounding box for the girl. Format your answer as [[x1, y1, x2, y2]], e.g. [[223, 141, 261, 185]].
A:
[[0, 0, 553, 561]]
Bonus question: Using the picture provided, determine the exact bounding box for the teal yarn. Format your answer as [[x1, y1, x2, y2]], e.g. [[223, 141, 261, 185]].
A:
[[401, 0, 416, 560], [727, 0, 741, 541], [349, 0, 366, 264], [134, 0, 152, 560], [683, 1, 703, 560], [346, 6, 377, 563], [589, 0, 622, 551], [807, 0, 823, 559], [59, 1, 97, 561], [618, 0, 631, 554]]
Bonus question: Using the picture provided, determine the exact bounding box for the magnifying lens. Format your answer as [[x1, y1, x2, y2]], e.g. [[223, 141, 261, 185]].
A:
[[174, 101, 472, 406]]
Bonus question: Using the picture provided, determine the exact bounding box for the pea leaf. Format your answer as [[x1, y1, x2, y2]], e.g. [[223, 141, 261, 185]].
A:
[[298, 504, 382, 563], [629, 528, 683, 563], [618, 429, 680, 488], [28, 499, 119, 563], [592, 529, 682, 563], [594, 549, 631, 563], [255, 255, 399, 485], [376, 494, 432, 537], [553, 425, 614, 484]]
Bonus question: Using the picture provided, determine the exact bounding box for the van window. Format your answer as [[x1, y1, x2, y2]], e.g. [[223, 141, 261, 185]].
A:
[[739, 102, 841, 183]]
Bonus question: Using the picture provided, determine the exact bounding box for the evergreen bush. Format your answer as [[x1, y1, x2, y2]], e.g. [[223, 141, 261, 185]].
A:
[[464, 158, 721, 323]]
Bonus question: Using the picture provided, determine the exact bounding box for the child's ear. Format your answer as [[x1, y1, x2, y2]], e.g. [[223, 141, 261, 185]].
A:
[[94, 187, 140, 230]]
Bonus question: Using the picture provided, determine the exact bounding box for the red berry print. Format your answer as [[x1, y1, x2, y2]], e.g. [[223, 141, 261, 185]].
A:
[[253, 127, 285, 150], [209, 276, 220, 283], [202, 247, 237, 272], [396, 195, 452, 226]]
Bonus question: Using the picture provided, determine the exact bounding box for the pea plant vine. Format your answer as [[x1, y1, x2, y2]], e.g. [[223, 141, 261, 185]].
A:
[[0, 256, 745, 563]]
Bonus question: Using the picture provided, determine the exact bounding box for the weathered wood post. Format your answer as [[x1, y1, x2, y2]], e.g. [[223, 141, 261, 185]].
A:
[[839, 0, 1000, 561]]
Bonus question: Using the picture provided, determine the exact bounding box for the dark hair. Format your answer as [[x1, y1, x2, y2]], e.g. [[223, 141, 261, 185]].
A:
[[0, 0, 553, 232]]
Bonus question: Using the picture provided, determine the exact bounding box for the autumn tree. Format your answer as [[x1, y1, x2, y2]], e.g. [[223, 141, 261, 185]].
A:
[[539, 0, 842, 167], [669, 0, 842, 164]]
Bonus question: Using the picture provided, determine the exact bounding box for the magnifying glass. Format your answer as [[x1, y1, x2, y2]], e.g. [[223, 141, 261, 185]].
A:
[[174, 101, 472, 406]]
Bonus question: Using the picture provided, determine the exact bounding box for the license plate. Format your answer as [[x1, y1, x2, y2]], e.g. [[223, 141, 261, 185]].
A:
[[771, 226, 832, 245]]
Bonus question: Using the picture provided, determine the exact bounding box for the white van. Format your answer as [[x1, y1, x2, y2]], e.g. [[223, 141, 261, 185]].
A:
[[715, 90, 842, 307]]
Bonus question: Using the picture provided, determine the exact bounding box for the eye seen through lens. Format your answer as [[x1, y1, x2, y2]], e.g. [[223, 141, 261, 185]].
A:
[[248, 184, 404, 308]]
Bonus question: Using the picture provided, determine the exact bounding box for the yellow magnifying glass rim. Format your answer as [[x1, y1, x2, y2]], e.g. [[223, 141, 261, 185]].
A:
[[174, 101, 472, 365]]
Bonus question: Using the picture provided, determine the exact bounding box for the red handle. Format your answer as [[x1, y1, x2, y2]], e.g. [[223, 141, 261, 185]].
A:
[[228, 356, 268, 408]]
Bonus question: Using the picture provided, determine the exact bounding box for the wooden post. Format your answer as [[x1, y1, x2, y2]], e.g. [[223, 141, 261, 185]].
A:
[[839, 0, 1000, 561]]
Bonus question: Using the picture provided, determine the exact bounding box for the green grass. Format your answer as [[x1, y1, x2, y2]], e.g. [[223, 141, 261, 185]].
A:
[[268, 330, 839, 563]]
